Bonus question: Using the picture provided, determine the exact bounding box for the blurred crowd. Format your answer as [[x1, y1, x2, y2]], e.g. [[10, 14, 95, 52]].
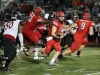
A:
[[0, 0, 100, 17], [0, 0, 100, 47]]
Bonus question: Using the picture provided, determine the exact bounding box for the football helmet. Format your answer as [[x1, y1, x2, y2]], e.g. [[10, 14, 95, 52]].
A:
[[56, 11, 65, 17], [97, 13, 100, 18], [56, 11, 65, 21], [48, 11, 56, 20], [33, 7, 42, 15], [83, 13, 91, 20], [72, 13, 79, 22], [11, 11, 22, 20]]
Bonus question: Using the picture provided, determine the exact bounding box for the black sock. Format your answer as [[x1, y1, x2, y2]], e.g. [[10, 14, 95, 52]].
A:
[[58, 53, 63, 59], [77, 50, 81, 55], [5, 60, 11, 67]]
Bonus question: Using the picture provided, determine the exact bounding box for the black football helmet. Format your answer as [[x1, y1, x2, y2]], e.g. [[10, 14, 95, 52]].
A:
[[11, 11, 22, 20]]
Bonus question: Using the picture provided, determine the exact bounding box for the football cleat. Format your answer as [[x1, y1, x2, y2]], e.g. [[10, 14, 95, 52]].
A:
[[2, 67, 12, 71], [33, 56, 44, 60], [20, 46, 25, 51], [30, 50, 36, 54], [55, 58, 59, 63], [75, 54, 82, 57], [49, 62, 59, 66], [16, 54, 20, 59], [23, 49, 29, 56]]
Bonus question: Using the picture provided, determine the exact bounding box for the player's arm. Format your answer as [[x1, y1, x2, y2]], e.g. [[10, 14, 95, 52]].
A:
[[62, 25, 69, 29], [98, 26, 100, 33], [51, 25, 60, 40], [52, 25, 64, 39], [70, 23, 77, 28], [65, 23, 77, 31], [69, 29, 74, 35], [18, 23, 24, 47], [36, 20, 52, 24], [89, 26, 94, 35], [18, 22, 23, 33], [51, 25, 57, 36]]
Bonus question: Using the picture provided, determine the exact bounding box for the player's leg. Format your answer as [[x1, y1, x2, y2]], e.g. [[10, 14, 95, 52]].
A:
[[76, 37, 88, 57], [58, 37, 83, 59], [49, 41, 61, 66], [76, 45, 86, 57], [2, 38, 16, 71]]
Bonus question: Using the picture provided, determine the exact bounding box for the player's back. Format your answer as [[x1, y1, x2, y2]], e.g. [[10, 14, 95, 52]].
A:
[[23, 12, 40, 30], [75, 19, 93, 38], [3, 20, 20, 38]]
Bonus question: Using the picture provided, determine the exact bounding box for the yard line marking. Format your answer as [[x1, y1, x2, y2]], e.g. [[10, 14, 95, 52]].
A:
[[9, 73, 19, 75], [73, 69, 86, 72], [44, 74, 51, 75], [85, 71, 100, 75], [45, 68, 56, 70], [65, 69, 86, 72], [18, 68, 27, 70], [12, 60, 24, 62]]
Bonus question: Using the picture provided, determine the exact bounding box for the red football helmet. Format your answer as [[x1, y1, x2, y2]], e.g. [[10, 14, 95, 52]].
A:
[[83, 13, 91, 19], [56, 11, 65, 17], [56, 11, 65, 21], [33, 7, 42, 15]]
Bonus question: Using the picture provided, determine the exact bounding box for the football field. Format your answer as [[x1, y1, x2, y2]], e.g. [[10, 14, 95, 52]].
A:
[[0, 47, 100, 75]]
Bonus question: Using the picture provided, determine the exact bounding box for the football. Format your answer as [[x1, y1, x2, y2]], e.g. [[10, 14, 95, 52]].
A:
[[56, 32, 64, 36]]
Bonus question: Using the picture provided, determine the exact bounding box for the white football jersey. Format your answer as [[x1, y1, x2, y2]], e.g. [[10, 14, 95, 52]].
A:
[[67, 19, 78, 34], [3, 20, 20, 39]]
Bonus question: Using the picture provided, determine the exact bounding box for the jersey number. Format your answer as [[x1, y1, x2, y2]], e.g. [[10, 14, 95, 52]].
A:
[[81, 22, 86, 29], [4, 21, 13, 30], [28, 12, 35, 22]]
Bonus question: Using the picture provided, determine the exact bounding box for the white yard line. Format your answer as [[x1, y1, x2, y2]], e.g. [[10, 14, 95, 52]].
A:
[[85, 72, 100, 75], [44, 74, 51, 75], [18, 68, 27, 70], [65, 69, 86, 72], [45, 68, 56, 70], [9, 73, 19, 75], [12, 60, 24, 62]]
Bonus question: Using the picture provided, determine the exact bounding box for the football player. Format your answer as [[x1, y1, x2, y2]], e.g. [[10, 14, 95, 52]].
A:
[[22, 7, 52, 59], [2, 14, 23, 71], [58, 13, 94, 59], [45, 11, 67, 66]]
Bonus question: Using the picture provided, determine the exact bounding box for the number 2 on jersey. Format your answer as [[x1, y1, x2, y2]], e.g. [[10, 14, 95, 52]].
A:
[[81, 22, 86, 29]]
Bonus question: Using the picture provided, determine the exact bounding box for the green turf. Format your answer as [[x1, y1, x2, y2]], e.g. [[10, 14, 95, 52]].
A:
[[0, 47, 100, 75]]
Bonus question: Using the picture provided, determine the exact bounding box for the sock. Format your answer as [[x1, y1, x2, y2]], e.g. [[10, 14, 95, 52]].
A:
[[34, 47, 39, 57], [18, 33, 24, 47], [16, 49, 20, 55], [20, 46, 24, 51], [16, 49, 20, 53], [5, 60, 11, 68], [77, 50, 81, 55], [58, 53, 63, 59], [50, 58, 55, 63]]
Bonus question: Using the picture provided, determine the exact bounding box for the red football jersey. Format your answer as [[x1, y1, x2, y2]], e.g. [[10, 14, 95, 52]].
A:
[[23, 11, 43, 30], [75, 19, 94, 38], [37, 24, 46, 34], [48, 19, 64, 36]]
